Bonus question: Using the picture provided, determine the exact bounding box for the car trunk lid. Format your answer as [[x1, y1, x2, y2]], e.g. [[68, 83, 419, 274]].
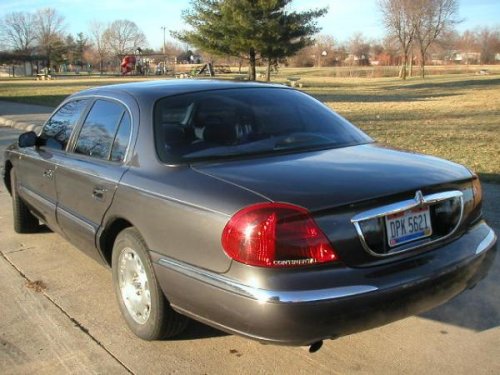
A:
[[192, 144, 475, 267], [192, 144, 471, 211]]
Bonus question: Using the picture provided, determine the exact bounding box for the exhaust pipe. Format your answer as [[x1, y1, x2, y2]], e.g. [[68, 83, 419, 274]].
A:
[[308, 340, 323, 353]]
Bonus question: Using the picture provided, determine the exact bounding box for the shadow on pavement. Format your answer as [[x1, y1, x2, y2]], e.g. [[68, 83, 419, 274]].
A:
[[172, 320, 229, 341], [420, 182, 499, 331]]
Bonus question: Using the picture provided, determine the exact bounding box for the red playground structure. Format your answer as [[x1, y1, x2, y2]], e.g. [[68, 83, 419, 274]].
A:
[[120, 55, 136, 75]]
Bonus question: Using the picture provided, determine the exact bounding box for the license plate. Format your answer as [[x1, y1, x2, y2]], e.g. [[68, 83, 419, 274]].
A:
[[385, 207, 432, 247]]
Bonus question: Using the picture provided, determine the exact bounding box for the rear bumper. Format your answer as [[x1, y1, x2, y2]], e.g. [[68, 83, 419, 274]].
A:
[[152, 221, 496, 346]]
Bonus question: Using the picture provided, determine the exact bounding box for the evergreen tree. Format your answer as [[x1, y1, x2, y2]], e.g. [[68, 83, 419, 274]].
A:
[[74, 32, 89, 69], [173, 0, 326, 81]]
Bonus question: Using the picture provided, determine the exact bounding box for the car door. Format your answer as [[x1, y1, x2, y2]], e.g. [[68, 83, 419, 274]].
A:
[[54, 98, 132, 262], [14, 99, 90, 232]]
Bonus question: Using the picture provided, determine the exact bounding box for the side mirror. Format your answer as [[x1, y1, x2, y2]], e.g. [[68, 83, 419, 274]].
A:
[[18, 131, 38, 148]]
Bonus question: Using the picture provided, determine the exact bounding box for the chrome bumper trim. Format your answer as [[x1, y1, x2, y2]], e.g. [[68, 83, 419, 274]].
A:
[[158, 258, 378, 304], [475, 228, 497, 255], [351, 190, 464, 257]]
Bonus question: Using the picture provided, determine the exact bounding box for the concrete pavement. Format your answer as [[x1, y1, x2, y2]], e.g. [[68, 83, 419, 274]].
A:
[[0, 100, 53, 133], [0, 252, 128, 374]]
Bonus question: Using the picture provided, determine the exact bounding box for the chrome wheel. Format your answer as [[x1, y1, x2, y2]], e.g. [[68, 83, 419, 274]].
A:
[[118, 247, 151, 324]]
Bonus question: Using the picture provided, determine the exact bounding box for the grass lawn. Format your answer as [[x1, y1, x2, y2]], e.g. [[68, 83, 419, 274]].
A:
[[0, 72, 498, 182]]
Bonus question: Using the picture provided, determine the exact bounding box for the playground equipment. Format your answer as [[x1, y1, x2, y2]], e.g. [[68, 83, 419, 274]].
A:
[[120, 55, 136, 75]]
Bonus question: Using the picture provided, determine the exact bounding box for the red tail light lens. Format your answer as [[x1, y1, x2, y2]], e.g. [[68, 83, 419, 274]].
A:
[[471, 176, 482, 208], [222, 202, 338, 267]]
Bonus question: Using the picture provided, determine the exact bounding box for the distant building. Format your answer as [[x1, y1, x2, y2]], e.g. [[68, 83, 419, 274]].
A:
[[452, 51, 481, 64]]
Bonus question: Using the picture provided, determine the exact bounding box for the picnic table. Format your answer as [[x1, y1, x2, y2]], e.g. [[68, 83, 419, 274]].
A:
[[35, 73, 54, 81], [286, 76, 302, 88]]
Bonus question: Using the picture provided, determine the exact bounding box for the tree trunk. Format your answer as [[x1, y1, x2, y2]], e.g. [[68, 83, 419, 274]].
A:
[[47, 50, 51, 74], [400, 54, 408, 80], [420, 47, 426, 79], [248, 48, 256, 81], [409, 55, 413, 77], [266, 59, 271, 82]]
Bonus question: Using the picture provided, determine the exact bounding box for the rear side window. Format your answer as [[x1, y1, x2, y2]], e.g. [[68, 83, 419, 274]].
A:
[[110, 112, 131, 162], [74, 100, 127, 160], [41, 99, 88, 150]]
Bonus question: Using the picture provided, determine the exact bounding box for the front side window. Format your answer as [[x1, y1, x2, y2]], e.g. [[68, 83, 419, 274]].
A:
[[40, 99, 88, 150], [74, 100, 126, 160], [154, 88, 372, 163]]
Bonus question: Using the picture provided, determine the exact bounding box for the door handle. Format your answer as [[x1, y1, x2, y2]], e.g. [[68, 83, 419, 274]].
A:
[[92, 187, 108, 201], [42, 169, 54, 179]]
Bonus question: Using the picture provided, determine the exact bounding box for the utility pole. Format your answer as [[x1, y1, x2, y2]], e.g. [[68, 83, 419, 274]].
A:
[[161, 26, 166, 75]]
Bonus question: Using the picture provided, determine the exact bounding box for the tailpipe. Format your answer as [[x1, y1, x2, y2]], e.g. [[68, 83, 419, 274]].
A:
[[308, 340, 323, 353]]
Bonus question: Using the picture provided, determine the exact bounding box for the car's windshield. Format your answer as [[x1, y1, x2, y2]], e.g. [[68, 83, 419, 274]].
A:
[[154, 87, 372, 163]]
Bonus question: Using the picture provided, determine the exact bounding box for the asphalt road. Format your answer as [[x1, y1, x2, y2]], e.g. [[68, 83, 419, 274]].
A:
[[1, 126, 499, 375]]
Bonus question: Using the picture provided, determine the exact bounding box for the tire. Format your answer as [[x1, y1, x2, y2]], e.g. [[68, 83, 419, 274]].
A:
[[111, 227, 189, 340], [10, 169, 39, 233]]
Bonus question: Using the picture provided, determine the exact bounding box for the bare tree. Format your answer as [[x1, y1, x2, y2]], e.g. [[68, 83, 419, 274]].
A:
[[476, 27, 500, 64], [103, 20, 147, 57], [35, 8, 66, 70], [379, 0, 418, 79], [348, 33, 372, 66], [414, 0, 459, 77], [163, 41, 184, 59], [89, 21, 109, 74], [313, 35, 336, 67], [0, 11, 37, 54], [457, 30, 478, 64]]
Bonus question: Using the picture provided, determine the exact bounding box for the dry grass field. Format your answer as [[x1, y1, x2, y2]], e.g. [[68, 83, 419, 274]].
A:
[[0, 70, 498, 182]]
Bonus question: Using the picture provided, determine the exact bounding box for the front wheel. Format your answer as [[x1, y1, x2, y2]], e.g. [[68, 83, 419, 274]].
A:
[[10, 168, 39, 233], [111, 228, 188, 340]]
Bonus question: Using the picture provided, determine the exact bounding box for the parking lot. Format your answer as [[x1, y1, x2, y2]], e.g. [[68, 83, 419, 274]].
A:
[[1, 125, 499, 375]]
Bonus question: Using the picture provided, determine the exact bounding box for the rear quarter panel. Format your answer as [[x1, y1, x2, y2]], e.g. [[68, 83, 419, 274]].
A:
[[105, 165, 269, 273]]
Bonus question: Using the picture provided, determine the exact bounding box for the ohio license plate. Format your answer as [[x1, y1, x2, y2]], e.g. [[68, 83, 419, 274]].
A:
[[385, 207, 432, 247]]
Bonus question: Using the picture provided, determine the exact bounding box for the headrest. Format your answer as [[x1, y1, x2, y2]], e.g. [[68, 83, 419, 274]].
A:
[[202, 116, 238, 145], [164, 125, 186, 146]]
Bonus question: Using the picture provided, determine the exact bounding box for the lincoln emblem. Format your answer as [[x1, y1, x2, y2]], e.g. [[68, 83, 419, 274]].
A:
[[415, 190, 425, 206]]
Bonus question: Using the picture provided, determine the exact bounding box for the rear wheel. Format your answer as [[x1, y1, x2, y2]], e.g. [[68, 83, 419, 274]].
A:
[[10, 169, 39, 233], [111, 227, 188, 340]]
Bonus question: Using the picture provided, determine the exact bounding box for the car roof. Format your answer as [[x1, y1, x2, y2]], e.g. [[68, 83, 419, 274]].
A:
[[71, 79, 290, 101]]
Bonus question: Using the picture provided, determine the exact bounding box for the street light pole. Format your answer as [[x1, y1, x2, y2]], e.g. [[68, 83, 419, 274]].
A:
[[161, 26, 166, 75]]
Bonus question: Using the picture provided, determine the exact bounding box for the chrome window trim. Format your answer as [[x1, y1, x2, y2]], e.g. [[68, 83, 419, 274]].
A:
[[351, 190, 464, 257], [158, 257, 378, 304]]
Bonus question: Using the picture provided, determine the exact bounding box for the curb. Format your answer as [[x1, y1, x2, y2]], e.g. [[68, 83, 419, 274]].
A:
[[0, 116, 43, 134]]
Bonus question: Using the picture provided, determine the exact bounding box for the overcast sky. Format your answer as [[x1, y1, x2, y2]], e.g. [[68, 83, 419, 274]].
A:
[[1, 0, 498, 49]]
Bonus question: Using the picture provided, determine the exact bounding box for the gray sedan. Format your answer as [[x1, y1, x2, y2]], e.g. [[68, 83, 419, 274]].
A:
[[2, 80, 496, 351]]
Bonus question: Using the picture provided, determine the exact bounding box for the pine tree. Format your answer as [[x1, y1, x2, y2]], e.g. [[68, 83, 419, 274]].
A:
[[173, 0, 326, 81]]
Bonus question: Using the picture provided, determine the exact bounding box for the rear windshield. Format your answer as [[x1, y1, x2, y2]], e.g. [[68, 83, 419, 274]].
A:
[[154, 87, 372, 163]]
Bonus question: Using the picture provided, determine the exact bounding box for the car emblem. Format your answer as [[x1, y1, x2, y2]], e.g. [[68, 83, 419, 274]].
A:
[[414, 190, 425, 206]]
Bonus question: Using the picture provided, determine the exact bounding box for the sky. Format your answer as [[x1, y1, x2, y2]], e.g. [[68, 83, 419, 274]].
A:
[[0, 0, 499, 50]]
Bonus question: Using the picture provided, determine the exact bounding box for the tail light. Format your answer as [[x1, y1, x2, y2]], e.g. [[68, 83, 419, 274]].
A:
[[222, 202, 338, 267], [471, 176, 482, 208]]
